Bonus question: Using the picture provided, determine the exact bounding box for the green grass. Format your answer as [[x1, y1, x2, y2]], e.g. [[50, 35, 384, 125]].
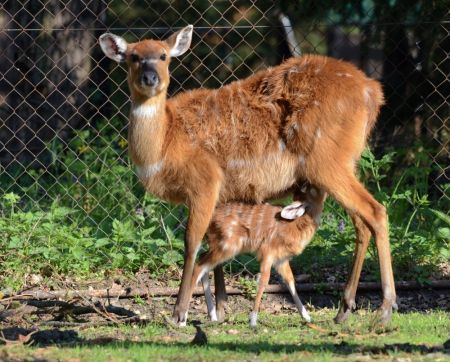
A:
[[1, 309, 449, 361]]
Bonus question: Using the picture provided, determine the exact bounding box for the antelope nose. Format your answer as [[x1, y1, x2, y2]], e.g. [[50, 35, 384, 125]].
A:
[[142, 71, 159, 87]]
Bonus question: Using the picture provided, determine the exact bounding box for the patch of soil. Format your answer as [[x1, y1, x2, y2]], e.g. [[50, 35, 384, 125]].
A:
[[1, 264, 449, 348]]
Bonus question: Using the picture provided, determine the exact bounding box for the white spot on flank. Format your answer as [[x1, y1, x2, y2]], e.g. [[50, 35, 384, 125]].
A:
[[363, 87, 372, 103], [289, 65, 302, 74], [313, 100, 320, 106], [314, 68, 321, 74], [336, 99, 345, 113], [315, 128, 321, 139], [336, 72, 352, 77], [299, 155, 305, 166], [136, 161, 163, 180], [131, 103, 160, 119], [226, 226, 234, 238]]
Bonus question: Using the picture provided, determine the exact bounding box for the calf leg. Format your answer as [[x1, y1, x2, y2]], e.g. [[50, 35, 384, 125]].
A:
[[250, 258, 272, 328], [188, 247, 237, 324], [201, 273, 218, 321], [275, 260, 311, 322], [213, 264, 227, 322]]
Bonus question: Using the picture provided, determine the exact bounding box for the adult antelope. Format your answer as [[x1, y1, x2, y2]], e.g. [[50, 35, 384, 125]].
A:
[[99, 25, 396, 326]]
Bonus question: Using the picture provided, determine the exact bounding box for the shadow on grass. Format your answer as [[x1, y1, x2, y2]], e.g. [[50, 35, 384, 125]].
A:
[[82, 339, 450, 356], [1, 326, 448, 357]]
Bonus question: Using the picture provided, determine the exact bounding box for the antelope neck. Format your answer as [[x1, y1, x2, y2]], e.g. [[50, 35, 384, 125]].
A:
[[128, 93, 167, 167]]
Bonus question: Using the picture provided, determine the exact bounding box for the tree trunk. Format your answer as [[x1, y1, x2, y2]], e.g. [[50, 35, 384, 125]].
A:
[[0, 0, 106, 168]]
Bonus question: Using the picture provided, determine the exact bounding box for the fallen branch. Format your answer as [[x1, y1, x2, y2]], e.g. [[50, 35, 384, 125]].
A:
[[40, 315, 142, 329], [1, 280, 448, 301]]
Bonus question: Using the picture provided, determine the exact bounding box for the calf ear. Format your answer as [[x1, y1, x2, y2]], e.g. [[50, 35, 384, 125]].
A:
[[165, 25, 193, 57], [99, 33, 128, 62], [281, 201, 306, 220]]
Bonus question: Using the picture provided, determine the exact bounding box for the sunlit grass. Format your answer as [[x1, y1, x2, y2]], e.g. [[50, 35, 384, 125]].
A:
[[1, 309, 448, 362]]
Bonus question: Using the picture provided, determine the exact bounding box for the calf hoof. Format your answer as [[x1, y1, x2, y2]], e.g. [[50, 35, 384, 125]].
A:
[[302, 312, 312, 323], [249, 312, 258, 329], [209, 307, 218, 322]]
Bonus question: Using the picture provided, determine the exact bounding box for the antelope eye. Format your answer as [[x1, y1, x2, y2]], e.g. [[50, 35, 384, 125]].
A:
[[130, 54, 139, 63], [160, 53, 167, 61]]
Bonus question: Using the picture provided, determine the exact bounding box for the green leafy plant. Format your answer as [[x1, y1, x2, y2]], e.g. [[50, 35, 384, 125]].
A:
[[237, 276, 259, 300], [0, 120, 448, 289]]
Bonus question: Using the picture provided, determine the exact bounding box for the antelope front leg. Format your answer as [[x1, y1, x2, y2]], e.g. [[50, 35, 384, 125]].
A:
[[173, 179, 221, 326]]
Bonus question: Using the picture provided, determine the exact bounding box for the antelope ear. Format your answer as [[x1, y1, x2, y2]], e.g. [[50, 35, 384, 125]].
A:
[[281, 201, 306, 220], [165, 25, 193, 57], [99, 33, 128, 62]]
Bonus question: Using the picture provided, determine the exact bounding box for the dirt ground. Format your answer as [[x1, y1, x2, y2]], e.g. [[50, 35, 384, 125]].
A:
[[1, 283, 449, 346]]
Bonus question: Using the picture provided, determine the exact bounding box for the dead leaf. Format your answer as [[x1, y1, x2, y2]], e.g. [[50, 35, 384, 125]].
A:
[[227, 329, 239, 335]]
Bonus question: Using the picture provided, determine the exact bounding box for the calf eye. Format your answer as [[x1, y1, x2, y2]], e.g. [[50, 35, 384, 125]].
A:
[[130, 54, 139, 63], [160, 53, 167, 61]]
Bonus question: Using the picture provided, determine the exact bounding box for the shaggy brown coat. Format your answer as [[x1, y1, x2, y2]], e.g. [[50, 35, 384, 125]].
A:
[[99, 26, 396, 326]]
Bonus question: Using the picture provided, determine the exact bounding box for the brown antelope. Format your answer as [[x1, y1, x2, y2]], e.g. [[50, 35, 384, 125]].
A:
[[99, 25, 396, 326], [192, 183, 326, 327]]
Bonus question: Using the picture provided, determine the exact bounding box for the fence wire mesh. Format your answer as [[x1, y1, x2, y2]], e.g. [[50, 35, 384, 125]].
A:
[[0, 1, 448, 282]]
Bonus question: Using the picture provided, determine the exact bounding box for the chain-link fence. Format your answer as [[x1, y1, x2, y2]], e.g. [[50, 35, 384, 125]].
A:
[[1, 1, 448, 283]]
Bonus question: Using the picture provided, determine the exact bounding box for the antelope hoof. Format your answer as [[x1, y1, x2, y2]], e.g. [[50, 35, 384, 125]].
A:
[[216, 307, 225, 323], [334, 299, 355, 324], [334, 308, 351, 324], [172, 308, 188, 327], [376, 301, 394, 326]]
